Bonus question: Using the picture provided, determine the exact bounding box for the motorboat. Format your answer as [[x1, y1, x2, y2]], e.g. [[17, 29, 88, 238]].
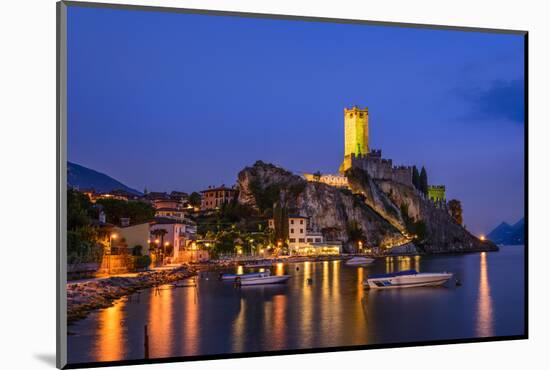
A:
[[363, 269, 453, 289], [238, 273, 291, 286], [219, 271, 271, 281], [346, 256, 375, 266]]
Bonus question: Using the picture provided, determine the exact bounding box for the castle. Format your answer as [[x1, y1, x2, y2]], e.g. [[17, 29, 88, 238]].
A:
[[338, 106, 413, 186]]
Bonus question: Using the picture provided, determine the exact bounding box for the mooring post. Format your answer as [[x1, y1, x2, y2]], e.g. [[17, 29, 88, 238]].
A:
[[144, 324, 149, 359]]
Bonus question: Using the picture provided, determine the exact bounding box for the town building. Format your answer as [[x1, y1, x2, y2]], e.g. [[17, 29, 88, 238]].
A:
[[302, 173, 349, 188], [150, 217, 199, 263], [152, 198, 186, 220], [111, 221, 150, 255], [268, 215, 342, 255], [200, 185, 237, 210]]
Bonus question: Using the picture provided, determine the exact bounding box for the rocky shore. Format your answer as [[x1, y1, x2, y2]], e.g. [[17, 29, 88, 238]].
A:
[[67, 266, 196, 323]]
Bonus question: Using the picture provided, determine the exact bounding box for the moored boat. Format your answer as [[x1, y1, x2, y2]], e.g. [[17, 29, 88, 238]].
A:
[[346, 256, 375, 266], [220, 271, 271, 281], [244, 261, 273, 268], [363, 269, 453, 289], [238, 273, 291, 286]]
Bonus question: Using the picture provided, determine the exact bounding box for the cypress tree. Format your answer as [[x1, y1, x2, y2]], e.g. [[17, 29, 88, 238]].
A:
[[420, 166, 428, 195], [412, 166, 420, 190]]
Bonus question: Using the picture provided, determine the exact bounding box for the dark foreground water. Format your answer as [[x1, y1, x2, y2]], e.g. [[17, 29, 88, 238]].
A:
[[67, 245, 525, 364]]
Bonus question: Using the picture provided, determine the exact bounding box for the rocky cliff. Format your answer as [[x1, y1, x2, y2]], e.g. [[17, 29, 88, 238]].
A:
[[237, 161, 497, 254]]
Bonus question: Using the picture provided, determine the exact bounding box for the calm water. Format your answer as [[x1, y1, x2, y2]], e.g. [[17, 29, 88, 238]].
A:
[[67, 245, 525, 364]]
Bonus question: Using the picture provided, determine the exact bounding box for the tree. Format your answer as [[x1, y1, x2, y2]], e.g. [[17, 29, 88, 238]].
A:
[[448, 199, 463, 225], [412, 166, 421, 190], [419, 166, 428, 195], [272, 201, 289, 247], [189, 192, 202, 207], [346, 220, 366, 248]]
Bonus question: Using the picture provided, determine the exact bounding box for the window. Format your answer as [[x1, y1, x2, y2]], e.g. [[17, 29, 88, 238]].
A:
[[290, 228, 294, 234], [300, 229, 304, 234], [315, 238, 321, 243], [299, 238, 305, 243], [307, 238, 313, 243], [300, 220, 304, 225], [290, 220, 294, 224], [289, 238, 296, 243]]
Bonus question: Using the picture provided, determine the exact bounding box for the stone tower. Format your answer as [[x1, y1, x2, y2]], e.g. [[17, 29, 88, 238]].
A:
[[339, 106, 369, 173]]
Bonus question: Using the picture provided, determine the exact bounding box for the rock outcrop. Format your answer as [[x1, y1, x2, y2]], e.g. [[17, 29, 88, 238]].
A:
[[237, 161, 497, 254]]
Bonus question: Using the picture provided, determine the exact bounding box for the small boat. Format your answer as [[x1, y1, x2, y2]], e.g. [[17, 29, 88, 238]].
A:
[[363, 269, 453, 289], [220, 271, 271, 281], [346, 256, 375, 266], [238, 273, 291, 286]]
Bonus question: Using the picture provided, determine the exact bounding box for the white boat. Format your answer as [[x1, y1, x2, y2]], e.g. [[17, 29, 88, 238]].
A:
[[220, 271, 271, 281], [238, 273, 291, 286], [346, 256, 375, 266], [363, 269, 453, 289]]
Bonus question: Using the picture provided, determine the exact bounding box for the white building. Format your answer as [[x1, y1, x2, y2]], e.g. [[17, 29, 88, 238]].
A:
[[268, 215, 341, 255]]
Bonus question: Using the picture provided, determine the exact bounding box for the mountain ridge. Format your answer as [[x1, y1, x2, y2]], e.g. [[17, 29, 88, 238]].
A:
[[67, 162, 142, 196]]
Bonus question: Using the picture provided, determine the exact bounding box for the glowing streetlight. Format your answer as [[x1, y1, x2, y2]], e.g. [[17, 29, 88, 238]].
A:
[[480, 235, 486, 241]]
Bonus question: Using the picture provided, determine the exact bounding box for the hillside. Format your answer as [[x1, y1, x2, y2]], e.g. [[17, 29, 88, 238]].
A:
[[67, 162, 142, 195], [237, 161, 497, 254]]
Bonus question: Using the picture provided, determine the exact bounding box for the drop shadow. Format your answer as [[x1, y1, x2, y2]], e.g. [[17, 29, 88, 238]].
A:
[[34, 353, 56, 367]]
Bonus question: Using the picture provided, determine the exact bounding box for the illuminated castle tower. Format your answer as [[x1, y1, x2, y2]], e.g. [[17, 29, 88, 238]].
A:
[[339, 106, 369, 173]]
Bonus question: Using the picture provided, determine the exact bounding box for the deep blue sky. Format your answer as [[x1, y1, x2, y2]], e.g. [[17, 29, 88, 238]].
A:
[[67, 6, 525, 235]]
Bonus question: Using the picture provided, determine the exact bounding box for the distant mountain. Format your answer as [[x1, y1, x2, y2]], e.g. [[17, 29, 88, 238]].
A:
[[67, 162, 142, 196], [487, 217, 525, 245]]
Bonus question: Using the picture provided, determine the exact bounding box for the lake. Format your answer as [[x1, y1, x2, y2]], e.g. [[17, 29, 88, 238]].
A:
[[67, 245, 525, 364]]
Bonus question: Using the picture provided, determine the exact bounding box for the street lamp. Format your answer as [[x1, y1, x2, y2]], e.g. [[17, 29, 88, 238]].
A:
[[358, 241, 363, 252]]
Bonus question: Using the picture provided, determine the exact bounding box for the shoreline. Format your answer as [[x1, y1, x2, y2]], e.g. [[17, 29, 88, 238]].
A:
[[67, 266, 196, 324], [67, 247, 501, 324]]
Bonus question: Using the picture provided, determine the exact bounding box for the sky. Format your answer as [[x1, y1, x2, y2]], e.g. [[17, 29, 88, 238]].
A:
[[67, 5, 525, 235]]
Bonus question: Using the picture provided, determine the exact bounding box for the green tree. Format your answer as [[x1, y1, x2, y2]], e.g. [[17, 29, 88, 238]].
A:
[[273, 201, 289, 246], [189, 192, 202, 207], [419, 166, 428, 195], [448, 199, 463, 225], [412, 166, 421, 190]]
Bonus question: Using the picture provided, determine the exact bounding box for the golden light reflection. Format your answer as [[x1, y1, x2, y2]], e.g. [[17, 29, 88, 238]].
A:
[[385, 257, 394, 273], [414, 255, 421, 272], [232, 298, 246, 353], [95, 300, 126, 362], [398, 256, 411, 271], [357, 267, 364, 300], [148, 286, 173, 358], [237, 265, 243, 275], [299, 262, 314, 347], [181, 285, 199, 355], [275, 262, 284, 276], [263, 294, 287, 349], [477, 252, 494, 337]]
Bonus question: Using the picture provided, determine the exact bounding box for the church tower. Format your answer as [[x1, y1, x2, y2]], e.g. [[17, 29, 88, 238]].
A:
[[340, 106, 369, 173]]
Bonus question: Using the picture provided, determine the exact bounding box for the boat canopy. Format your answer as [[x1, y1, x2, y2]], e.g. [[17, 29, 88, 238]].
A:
[[368, 269, 418, 279]]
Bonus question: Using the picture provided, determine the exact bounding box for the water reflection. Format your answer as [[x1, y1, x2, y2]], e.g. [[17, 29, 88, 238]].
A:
[[181, 285, 199, 355], [68, 248, 524, 365], [148, 286, 173, 358], [477, 252, 494, 337], [94, 299, 126, 362]]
